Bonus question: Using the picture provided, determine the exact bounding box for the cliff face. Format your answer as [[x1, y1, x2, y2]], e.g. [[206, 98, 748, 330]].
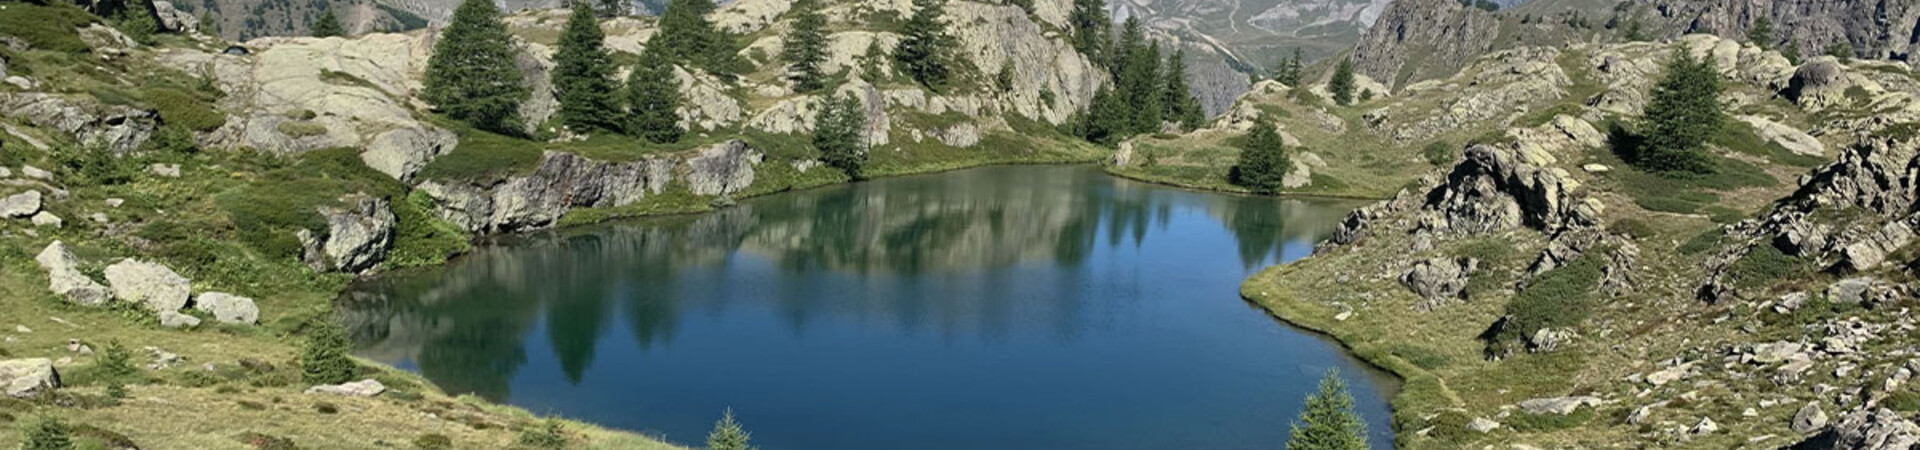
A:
[[1349, 0, 1499, 91], [1638, 0, 1920, 60]]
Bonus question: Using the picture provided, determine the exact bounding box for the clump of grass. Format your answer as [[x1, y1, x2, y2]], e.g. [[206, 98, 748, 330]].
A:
[[1422, 140, 1457, 166], [1507, 408, 1594, 432], [236, 432, 300, 450], [146, 87, 227, 132], [275, 121, 329, 138], [1389, 343, 1452, 370], [413, 434, 454, 450], [1729, 243, 1809, 290], [1679, 229, 1725, 255], [1607, 218, 1655, 239], [516, 417, 569, 449], [312, 402, 339, 414]]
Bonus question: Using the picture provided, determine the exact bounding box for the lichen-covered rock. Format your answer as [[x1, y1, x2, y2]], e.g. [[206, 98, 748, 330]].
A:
[[35, 241, 110, 306], [0, 358, 58, 398], [686, 139, 762, 196], [298, 193, 395, 274], [0, 190, 41, 218], [30, 211, 61, 228], [104, 258, 192, 312], [0, 93, 157, 154], [1400, 257, 1476, 307], [422, 151, 679, 233], [192, 292, 259, 324], [1792, 408, 1920, 450], [1795, 402, 1831, 434]]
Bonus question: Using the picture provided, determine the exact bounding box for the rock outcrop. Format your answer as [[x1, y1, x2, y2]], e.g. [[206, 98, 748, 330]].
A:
[[35, 241, 110, 306], [1400, 257, 1476, 308], [421, 149, 686, 233], [0, 190, 41, 218], [103, 258, 192, 312], [1791, 408, 1920, 450], [1417, 144, 1597, 235], [1639, 0, 1920, 61], [0, 93, 157, 154], [1349, 0, 1497, 92], [0, 358, 58, 398], [298, 193, 396, 274]]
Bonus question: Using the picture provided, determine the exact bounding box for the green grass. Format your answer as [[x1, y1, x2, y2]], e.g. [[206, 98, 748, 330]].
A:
[[145, 87, 226, 132], [1729, 243, 1810, 291], [1711, 119, 1828, 168], [1486, 249, 1607, 356], [0, 3, 98, 53], [214, 148, 403, 259]]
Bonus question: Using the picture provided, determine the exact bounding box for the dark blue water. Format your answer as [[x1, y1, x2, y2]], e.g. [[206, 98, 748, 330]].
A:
[[343, 165, 1395, 449]]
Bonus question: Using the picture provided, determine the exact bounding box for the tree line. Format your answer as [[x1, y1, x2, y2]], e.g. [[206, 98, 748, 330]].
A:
[[1061, 0, 1206, 146]]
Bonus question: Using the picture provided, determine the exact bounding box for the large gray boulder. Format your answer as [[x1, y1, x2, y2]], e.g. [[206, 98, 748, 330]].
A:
[[34, 241, 110, 306], [0, 358, 59, 398], [192, 292, 259, 324], [298, 193, 396, 274], [103, 258, 192, 312], [0, 190, 41, 218], [0, 93, 156, 154], [1400, 257, 1477, 307]]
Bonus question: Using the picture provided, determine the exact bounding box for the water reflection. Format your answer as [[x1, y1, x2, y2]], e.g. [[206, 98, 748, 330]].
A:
[[341, 166, 1377, 449]]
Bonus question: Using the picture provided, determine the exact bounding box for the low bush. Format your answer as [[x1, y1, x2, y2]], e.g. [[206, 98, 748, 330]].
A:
[[146, 87, 227, 132], [19, 414, 73, 450], [516, 417, 568, 449], [1486, 251, 1606, 356], [413, 434, 454, 450], [1422, 140, 1457, 166], [1607, 218, 1655, 239], [299, 322, 357, 385], [1729, 243, 1808, 290]]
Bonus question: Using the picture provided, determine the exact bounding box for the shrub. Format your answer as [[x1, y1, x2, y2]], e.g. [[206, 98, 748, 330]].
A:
[[1422, 140, 1457, 166], [1729, 243, 1808, 290], [413, 434, 454, 450], [146, 88, 227, 132], [96, 340, 137, 382], [1486, 251, 1606, 356], [312, 402, 339, 414], [299, 323, 357, 385], [1607, 219, 1655, 239], [20, 414, 73, 450], [516, 417, 568, 449], [53, 144, 137, 186]]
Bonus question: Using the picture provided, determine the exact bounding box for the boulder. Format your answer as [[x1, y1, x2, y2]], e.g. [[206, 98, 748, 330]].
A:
[[30, 211, 60, 228], [147, 163, 180, 177], [0, 94, 156, 154], [1467, 417, 1499, 433], [158, 310, 200, 328], [192, 292, 259, 324], [1518, 396, 1601, 415], [0, 358, 58, 398], [150, 1, 196, 34], [297, 193, 395, 274], [1793, 408, 1920, 450], [103, 258, 191, 312], [0, 190, 41, 218], [1829, 278, 1876, 304], [306, 379, 386, 397], [19, 165, 50, 180], [1738, 115, 1825, 157], [34, 241, 110, 306], [1692, 416, 1719, 435], [1399, 257, 1477, 307], [1795, 402, 1830, 434]]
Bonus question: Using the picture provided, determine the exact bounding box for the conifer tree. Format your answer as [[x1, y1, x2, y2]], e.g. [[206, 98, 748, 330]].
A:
[[1068, 0, 1110, 68], [626, 49, 684, 143], [1329, 57, 1356, 106], [707, 409, 757, 450], [1287, 370, 1369, 450], [1162, 48, 1205, 130], [311, 4, 344, 37], [1230, 115, 1290, 193], [813, 93, 868, 178], [655, 0, 740, 76], [1782, 40, 1802, 64], [1113, 15, 1145, 78], [896, 0, 954, 88], [1633, 46, 1723, 174], [1746, 16, 1773, 49], [423, 0, 528, 134], [20, 414, 73, 450], [300, 323, 357, 385], [1276, 47, 1304, 86], [554, 1, 621, 133], [117, 0, 160, 44], [782, 0, 829, 92], [1121, 38, 1164, 133], [596, 0, 626, 17], [1079, 87, 1131, 146]]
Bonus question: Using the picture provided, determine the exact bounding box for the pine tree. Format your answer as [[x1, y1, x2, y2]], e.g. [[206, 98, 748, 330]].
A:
[[1826, 41, 1855, 61], [1230, 115, 1290, 193], [553, 0, 621, 133], [896, 0, 954, 89], [1276, 47, 1304, 86], [423, 0, 529, 134], [1328, 57, 1356, 106], [596, 0, 626, 17], [813, 93, 868, 178], [1113, 15, 1145, 79], [1287, 369, 1369, 450], [117, 0, 160, 44], [1782, 40, 1803, 65], [300, 323, 357, 385], [312, 4, 345, 37], [1122, 39, 1164, 133], [625, 49, 684, 143], [782, 0, 829, 92], [654, 0, 740, 76], [707, 409, 757, 450], [20, 415, 73, 450], [1623, 19, 1646, 41], [1163, 48, 1205, 130], [1633, 46, 1723, 174], [1069, 0, 1111, 67], [1079, 87, 1131, 146], [1746, 16, 1773, 49]]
